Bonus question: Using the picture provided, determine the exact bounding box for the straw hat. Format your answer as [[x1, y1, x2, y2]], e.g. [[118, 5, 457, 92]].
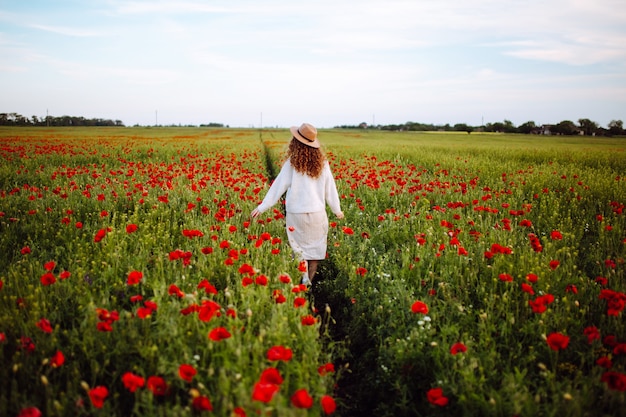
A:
[[290, 123, 320, 148]]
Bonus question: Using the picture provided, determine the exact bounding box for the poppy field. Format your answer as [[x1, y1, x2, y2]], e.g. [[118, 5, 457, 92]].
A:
[[0, 127, 625, 417]]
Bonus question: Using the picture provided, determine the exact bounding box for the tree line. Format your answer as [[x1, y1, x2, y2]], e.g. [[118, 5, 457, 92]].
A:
[[0, 113, 124, 127], [339, 118, 625, 136]]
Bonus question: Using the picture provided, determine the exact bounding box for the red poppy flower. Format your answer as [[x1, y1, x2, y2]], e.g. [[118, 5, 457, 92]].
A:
[[450, 342, 467, 355], [44, 261, 56, 271], [121, 372, 145, 392], [267, 345, 293, 362], [549, 260, 560, 270], [301, 315, 317, 326], [411, 301, 429, 314], [21, 246, 31, 255], [426, 387, 448, 406], [342, 226, 354, 235], [498, 273, 513, 282], [279, 274, 291, 284], [550, 230, 563, 240], [192, 395, 213, 411], [521, 283, 535, 295], [94, 228, 107, 242], [583, 326, 600, 344], [17, 407, 41, 417], [318, 363, 335, 376], [198, 278, 218, 294], [198, 300, 222, 322], [59, 270, 71, 279], [147, 376, 168, 396], [127, 270, 143, 285], [50, 350, 65, 367], [252, 382, 280, 403], [601, 371, 626, 391], [259, 367, 283, 385], [294, 297, 307, 308], [291, 389, 314, 409], [596, 356, 613, 369], [178, 364, 197, 382], [36, 318, 53, 333], [208, 327, 231, 341], [355, 267, 367, 276], [168, 284, 184, 298], [321, 395, 337, 414], [526, 273, 538, 283], [88, 386, 109, 408], [546, 332, 570, 351], [126, 224, 138, 233], [96, 322, 113, 332], [40, 272, 56, 286]]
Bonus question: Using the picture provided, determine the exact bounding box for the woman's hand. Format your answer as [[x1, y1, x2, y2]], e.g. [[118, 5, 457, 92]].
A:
[[336, 211, 345, 220], [251, 208, 260, 218]]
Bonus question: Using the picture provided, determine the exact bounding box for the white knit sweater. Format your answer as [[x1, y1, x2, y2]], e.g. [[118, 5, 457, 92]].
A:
[[255, 159, 342, 215]]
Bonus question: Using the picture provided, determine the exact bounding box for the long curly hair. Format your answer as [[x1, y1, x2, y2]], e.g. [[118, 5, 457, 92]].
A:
[[287, 137, 325, 178]]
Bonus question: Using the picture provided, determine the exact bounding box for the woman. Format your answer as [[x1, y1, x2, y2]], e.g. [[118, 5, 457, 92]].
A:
[[251, 123, 344, 286]]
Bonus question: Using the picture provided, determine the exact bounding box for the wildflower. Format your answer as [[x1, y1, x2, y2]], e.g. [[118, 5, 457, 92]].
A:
[[127, 270, 143, 285], [267, 345, 293, 362], [427, 387, 449, 406], [321, 395, 337, 414], [147, 376, 168, 396], [293, 297, 307, 308], [521, 283, 535, 295], [356, 267, 367, 276], [208, 327, 231, 341], [94, 228, 107, 242], [583, 326, 600, 344], [178, 364, 197, 382], [168, 284, 184, 298], [546, 332, 570, 351], [450, 342, 467, 355], [36, 318, 53, 333], [192, 395, 213, 411], [121, 372, 145, 392], [21, 246, 31, 255], [88, 386, 109, 408], [342, 226, 354, 235], [50, 350, 65, 367], [529, 294, 554, 314], [291, 389, 314, 409], [550, 230, 563, 240], [40, 272, 56, 286], [601, 371, 626, 391], [301, 315, 317, 326], [18, 407, 42, 417], [126, 224, 138, 233], [526, 273, 538, 283], [318, 363, 335, 376], [411, 301, 429, 314], [252, 382, 280, 403], [498, 273, 513, 282]]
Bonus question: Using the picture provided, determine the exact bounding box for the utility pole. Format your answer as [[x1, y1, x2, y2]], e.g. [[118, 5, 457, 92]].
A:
[[155, 110, 158, 126]]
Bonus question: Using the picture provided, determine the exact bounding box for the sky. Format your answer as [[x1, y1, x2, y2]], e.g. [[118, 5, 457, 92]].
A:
[[1, 0, 625, 128]]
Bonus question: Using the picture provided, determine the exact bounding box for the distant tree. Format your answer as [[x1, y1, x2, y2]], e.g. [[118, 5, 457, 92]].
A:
[[453, 123, 473, 133], [518, 121, 537, 134], [503, 120, 517, 133], [553, 120, 578, 135], [608, 120, 624, 136], [578, 118, 599, 136]]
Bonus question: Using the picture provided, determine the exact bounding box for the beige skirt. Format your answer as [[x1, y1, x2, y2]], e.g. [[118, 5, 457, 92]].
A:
[[285, 211, 328, 261]]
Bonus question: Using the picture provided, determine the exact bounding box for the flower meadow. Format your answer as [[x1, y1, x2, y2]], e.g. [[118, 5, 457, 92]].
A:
[[0, 127, 625, 417]]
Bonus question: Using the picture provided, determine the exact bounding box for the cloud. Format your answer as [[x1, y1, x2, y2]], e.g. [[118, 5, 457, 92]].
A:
[[27, 24, 102, 37]]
